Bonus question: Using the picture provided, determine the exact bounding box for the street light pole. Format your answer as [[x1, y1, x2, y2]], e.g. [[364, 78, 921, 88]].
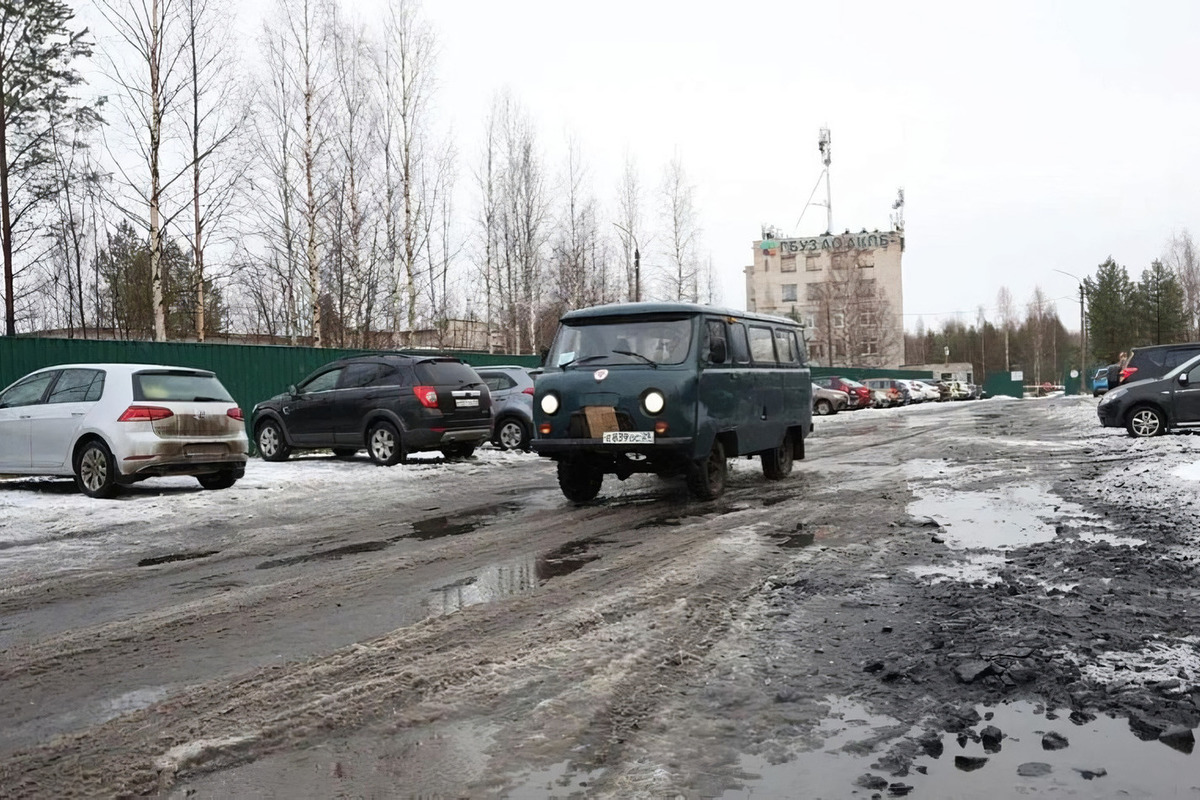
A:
[[1053, 268, 1087, 395], [612, 222, 641, 302]]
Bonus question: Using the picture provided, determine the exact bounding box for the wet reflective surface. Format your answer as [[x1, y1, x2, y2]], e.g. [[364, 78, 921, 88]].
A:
[[726, 700, 1200, 798]]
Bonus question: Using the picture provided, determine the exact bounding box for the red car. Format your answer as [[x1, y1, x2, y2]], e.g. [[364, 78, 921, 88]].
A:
[[816, 376, 872, 409]]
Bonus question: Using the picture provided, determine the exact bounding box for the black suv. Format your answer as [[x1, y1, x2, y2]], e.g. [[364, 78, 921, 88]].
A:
[[1098, 352, 1200, 437], [1116, 342, 1200, 387], [251, 355, 492, 465]]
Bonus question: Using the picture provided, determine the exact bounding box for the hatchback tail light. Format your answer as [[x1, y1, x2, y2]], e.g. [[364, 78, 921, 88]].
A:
[[1120, 367, 1137, 382], [413, 385, 439, 408], [118, 405, 174, 422], [227, 407, 244, 421], [522, 387, 535, 395]]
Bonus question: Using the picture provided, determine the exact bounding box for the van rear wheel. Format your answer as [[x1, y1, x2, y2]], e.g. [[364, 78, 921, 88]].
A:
[[557, 459, 603, 503], [762, 432, 794, 480], [687, 439, 727, 500]]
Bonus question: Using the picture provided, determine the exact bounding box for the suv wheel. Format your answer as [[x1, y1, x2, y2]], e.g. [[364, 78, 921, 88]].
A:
[[557, 459, 603, 503], [75, 439, 119, 499], [441, 443, 476, 460], [687, 439, 727, 500], [368, 421, 406, 466], [495, 417, 531, 451], [1126, 406, 1165, 438], [762, 432, 794, 480], [814, 399, 834, 416], [256, 419, 291, 462]]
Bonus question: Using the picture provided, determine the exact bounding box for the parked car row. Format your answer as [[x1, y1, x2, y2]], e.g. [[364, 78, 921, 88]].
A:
[[0, 356, 540, 498], [812, 376, 983, 410]]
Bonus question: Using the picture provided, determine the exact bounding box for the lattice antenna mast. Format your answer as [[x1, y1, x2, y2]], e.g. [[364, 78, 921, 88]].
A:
[[891, 187, 905, 231], [817, 128, 832, 233]]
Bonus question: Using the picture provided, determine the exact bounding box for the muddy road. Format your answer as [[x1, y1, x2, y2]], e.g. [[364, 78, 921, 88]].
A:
[[2, 396, 1200, 798]]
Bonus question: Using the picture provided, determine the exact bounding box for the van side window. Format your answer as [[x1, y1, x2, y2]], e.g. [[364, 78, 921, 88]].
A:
[[704, 319, 727, 364], [774, 329, 799, 365], [748, 326, 777, 364], [790, 331, 807, 365], [729, 323, 751, 364]]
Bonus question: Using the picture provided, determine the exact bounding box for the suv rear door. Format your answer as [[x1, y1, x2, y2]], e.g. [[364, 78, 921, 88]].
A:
[[333, 361, 401, 446]]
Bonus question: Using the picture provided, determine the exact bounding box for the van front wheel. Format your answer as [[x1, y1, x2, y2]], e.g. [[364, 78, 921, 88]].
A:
[[557, 459, 603, 503], [687, 439, 727, 500], [762, 432, 794, 480]]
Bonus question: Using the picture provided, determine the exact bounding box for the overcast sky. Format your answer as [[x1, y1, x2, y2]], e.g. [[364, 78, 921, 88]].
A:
[[213, 1, 1200, 331]]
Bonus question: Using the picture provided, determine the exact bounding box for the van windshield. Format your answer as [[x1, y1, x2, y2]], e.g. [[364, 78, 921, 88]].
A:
[[548, 317, 694, 368]]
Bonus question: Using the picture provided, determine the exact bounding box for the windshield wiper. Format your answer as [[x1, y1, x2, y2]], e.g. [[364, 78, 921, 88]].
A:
[[559, 354, 612, 369], [192, 396, 226, 402], [612, 349, 658, 368]]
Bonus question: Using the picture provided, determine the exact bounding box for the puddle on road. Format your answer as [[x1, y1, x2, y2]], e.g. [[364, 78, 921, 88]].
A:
[[505, 761, 606, 798], [908, 553, 1007, 586], [722, 698, 915, 799], [725, 700, 1199, 798], [425, 539, 605, 617], [409, 502, 522, 540], [907, 485, 1064, 551], [138, 550, 219, 567], [256, 541, 390, 570]]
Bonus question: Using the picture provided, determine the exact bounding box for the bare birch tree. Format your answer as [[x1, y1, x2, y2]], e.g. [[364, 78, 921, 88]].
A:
[[658, 154, 699, 302], [179, 0, 248, 341], [996, 286, 1016, 371], [378, 0, 435, 338], [1163, 229, 1200, 339], [614, 152, 643, 302], [96, 0, 192, 341]]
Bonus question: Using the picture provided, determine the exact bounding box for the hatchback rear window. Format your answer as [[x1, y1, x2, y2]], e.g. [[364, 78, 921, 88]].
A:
[[133, 371, 234, 402], [414, 360, 481, 386]]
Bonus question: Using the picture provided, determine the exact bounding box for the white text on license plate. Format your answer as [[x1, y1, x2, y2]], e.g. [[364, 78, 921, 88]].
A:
[[602, 431, 653, 444], [456, 398, 479, 407]]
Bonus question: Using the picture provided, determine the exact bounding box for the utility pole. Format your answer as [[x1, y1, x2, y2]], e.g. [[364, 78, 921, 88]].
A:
[[612, 222, 641, 302], [1079, 283, 1087, 395]]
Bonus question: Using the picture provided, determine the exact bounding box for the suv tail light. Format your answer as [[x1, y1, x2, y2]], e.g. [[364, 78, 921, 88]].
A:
[[522, 387, 535, 395], [1120, 367, 1137, 382], [227, 407, 244, 421], [118, 405, 174, 422], [413, 385, 439, 408]]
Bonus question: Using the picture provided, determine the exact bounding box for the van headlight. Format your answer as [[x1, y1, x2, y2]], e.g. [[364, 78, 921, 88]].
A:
[[642, 389, 665, 415], [540, 392, 560, 415]]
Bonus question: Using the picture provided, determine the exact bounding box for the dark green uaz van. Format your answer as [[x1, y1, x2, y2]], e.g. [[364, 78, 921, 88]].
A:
[[531, 302, 813, 502]]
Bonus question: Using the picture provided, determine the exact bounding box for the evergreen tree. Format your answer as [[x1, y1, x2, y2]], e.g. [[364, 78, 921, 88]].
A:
[[94, 222, 223, 339], [0, 0, 96, 335], [1084, 257, 1135, 363], [1131, 260, 1187, 346]]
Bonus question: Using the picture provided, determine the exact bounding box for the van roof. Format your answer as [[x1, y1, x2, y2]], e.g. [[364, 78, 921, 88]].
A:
[[561, 302, 799, 327]]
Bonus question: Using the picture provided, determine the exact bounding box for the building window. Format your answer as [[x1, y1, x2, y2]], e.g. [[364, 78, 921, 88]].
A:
[[860, 279, 876, 294], [863, 340, 879, 356], [781, 284, 797, 302], [857, 252, 875, 268], [860, 310, 877, 327], [780, 254, 797, 273], [806, 255, 822, 271], [832, 312, 845, 329], [806, 283, 822, 301]]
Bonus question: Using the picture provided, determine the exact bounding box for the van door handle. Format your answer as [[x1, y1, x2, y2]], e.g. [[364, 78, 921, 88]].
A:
[[18, 414, 32, 419], [72, 412, 86, 417]]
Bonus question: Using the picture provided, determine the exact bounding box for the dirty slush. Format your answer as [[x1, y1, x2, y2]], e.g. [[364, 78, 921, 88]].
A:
[[1, 396, 1199, 797]]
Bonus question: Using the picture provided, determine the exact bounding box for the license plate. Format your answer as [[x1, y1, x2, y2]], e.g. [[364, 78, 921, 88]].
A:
[[185, 444, 225, 456], [602, 431, 653, 444], [456, 398, 479, 408]]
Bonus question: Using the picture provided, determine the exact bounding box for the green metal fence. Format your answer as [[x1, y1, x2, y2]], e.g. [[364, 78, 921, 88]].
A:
[[0, 337, 538, 421]]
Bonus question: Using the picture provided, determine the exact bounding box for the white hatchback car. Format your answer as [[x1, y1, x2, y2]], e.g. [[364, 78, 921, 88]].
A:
[[0, 363, 249, 498]]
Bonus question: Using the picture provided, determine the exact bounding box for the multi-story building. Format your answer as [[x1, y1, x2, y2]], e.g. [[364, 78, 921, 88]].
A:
[[744, 228, 905, 368]]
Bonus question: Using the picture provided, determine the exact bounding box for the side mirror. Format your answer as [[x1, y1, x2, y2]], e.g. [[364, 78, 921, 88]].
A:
[[1178, 373, 1190, 387], [709, 338, 727, 365], [288, 384, 299, 397]]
